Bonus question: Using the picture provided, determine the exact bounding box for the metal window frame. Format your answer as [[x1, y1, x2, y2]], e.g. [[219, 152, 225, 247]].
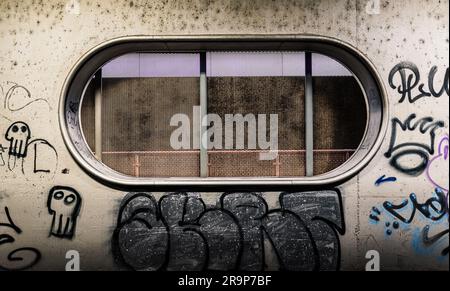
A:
[[59, 35, 389, 191], [93, 69, 103, 161], [304, 51, 314, 177]]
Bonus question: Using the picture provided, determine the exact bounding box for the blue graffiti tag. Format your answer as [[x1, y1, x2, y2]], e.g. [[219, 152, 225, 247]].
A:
[[375, 175, 397, 186], [369, 188, 448, 257]]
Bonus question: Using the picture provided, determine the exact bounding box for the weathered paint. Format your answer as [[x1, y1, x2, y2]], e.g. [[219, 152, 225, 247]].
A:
[[0, 0, 448, 271]]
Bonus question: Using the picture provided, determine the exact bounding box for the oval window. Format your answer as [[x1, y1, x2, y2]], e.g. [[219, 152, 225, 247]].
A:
[[61, 37, 388, 188]]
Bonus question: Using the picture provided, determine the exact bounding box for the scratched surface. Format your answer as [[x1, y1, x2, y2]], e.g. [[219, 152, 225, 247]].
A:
[[0, 0, 448, 271]]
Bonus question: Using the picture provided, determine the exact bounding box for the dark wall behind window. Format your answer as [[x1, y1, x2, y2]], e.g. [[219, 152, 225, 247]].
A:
[[207, 76, 305, 177], [313, 76, 367, 174], [81, 77, 200, 177]]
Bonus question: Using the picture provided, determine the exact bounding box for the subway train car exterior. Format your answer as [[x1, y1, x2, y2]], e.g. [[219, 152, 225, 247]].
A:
[[0, 0, 448, 271]]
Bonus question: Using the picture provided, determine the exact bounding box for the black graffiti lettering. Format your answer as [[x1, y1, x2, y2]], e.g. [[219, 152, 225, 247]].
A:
[[280, 192, 345, 271], [384, 114, 445, 176], [423, 226, 449, 256], [0, 145, 6, 166], [0, 207, 22, 234], [389, 149, 429, 176], [198, 209, 241, 271], [371, 188, 448, 257], [0, 144, 6, 166], [32, 139, 57, 173], [0, 234, 15, 245], [263, 210, 318, 270], [382, 189, 448, 256], [383, 189, 447, 223], [389, 62, 449, 103], [113, 193, 169, 271], [429, 66, 450, 97], [389, 62, 423, 103], [220, 192, 267, 271], [1, 248, 42, 271], [160, 193, 207, 271], [112, 190, 345, 271], [0, 207, 42, 270], [3, 83, 49, 112]]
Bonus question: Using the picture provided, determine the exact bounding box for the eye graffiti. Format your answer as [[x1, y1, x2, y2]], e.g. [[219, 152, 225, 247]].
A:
[[384, 114, 445, 176], [112, 190, 345, 271], [47, 186, 82, 239]]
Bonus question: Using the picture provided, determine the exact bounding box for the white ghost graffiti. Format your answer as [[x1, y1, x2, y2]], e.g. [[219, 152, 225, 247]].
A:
[[47, 187, 82, 239]]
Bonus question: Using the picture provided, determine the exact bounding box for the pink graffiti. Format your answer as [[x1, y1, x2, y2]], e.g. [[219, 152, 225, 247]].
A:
[[426, 135, 449, 197]]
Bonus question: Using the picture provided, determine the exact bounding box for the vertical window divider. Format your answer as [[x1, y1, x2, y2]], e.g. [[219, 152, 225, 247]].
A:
[[94, 69, 102, 162], [200, 52, 208, 177], [305, 52, 314, 176]]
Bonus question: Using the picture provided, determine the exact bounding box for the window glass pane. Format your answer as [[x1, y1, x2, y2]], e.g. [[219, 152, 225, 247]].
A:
[[207, 52, 306, 177], [207, 52, 305, 77], [81, 53, 200, 177], [312, 53, 367, 175], [79, 51, 368, 179]]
